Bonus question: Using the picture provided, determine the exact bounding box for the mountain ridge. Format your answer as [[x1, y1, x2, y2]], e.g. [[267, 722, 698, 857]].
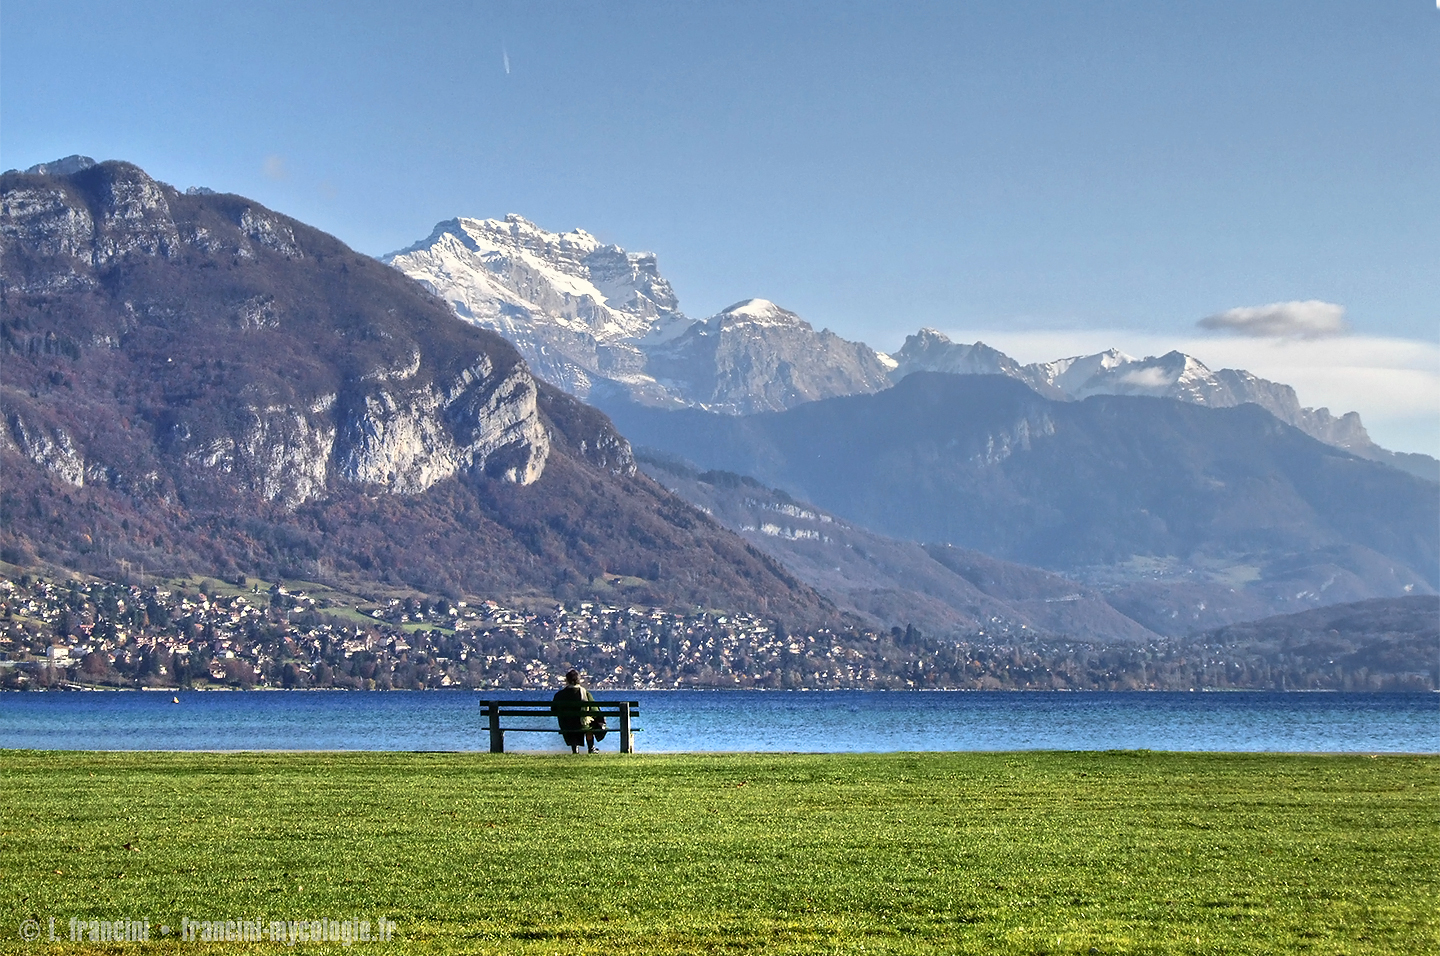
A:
[[890, 329, 1432, 480], [1192, 595, 1439, 690], [385, 215, 1436, 478]]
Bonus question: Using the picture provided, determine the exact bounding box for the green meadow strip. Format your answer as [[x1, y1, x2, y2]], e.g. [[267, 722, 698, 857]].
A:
[[2, 752, 1435, 955]]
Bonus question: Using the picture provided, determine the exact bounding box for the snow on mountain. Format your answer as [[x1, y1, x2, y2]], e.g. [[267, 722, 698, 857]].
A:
[[645, 299, 894, 414], [386, 219, 891, 413], [714, 298, 800, 328], [384, 215, 692, 401], [889, 329, 1437, 478], [1031, 348, 1135, 394], [387, 214, 685, 341], [1071, 351, 1224, 401], [1048, 350, 1375, 453]]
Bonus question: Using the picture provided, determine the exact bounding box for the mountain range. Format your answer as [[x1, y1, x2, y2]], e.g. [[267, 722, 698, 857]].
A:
[[3, 159, 1436, 664], [386, 215, 1437, 481], [383, 210, 1437, 636]]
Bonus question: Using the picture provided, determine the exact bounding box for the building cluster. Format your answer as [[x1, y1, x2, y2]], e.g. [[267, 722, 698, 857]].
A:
[[3, 572, 1419, 692], [0, 574, 893, 691]]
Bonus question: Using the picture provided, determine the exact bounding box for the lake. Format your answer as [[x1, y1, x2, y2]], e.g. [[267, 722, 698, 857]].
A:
[[0, 690, 1435, 752]]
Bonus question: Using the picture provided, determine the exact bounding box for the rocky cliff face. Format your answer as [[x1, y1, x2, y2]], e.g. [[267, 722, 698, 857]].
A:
[[1, 160, 551, 509], [383, 215, 688, 401]]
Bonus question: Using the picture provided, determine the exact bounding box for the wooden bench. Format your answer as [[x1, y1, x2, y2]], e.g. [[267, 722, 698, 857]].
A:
[[480, 699, 639, 753]]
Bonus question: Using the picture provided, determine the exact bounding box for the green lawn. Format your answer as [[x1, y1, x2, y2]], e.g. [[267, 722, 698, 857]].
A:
[[2, 752, 1435, 954]]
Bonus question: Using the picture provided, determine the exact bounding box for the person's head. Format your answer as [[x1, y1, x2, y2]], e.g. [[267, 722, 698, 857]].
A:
[[565, 669, 580, 685]]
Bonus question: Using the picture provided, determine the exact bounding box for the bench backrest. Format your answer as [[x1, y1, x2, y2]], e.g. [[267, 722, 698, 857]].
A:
[[480, 699, 638, 717]]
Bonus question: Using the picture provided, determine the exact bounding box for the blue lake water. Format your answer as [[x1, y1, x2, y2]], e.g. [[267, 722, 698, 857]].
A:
[[0, 690, 1435, 752]]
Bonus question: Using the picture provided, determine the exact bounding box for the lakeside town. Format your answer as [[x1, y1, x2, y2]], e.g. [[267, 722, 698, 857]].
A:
[[2, 570, 1425, 693], [0, 571, 900, 691]]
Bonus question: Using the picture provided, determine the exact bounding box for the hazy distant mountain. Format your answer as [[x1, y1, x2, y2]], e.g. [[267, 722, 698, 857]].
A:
[[607, 373, 1438, 633], [888, 329, 1066, 399], [0, 161, 829, 621], [892, 329, 1438, 481], [638, 452, 1159, 642], [385, 218, 889, 413]]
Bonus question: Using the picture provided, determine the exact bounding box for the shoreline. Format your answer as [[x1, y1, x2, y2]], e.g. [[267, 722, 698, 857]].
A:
[[3, 683, 1436, 693]]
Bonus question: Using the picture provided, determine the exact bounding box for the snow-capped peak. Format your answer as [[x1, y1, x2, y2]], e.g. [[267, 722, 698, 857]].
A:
[[888, 330, 1054, 391], [1099, 352, 1211, 393], [713, 298, 804, 328], [384, 214, 686, 350], [1037, 348, 1138, 393]]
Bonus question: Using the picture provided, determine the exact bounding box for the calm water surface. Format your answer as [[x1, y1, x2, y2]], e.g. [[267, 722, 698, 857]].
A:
[[0, 690, 1435, 752]]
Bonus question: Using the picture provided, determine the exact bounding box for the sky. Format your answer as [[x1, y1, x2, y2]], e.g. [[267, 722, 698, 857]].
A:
[[3, 1, 1437, 454]]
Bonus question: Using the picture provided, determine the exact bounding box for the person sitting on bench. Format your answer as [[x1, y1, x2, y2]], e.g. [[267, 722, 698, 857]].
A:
[[551, 669, 598, 754]]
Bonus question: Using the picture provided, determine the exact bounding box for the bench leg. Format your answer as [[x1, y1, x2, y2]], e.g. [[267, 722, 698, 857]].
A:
[[487, 702, 504, 754], [619, 706, 632, 754]]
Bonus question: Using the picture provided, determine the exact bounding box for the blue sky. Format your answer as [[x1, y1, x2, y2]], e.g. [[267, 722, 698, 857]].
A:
[[3, 1, 1437, 453]]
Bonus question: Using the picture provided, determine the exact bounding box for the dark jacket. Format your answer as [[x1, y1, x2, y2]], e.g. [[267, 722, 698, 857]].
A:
[[551, 683, 596, 733]]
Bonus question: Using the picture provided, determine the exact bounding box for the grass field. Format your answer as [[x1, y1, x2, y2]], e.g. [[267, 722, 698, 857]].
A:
[[2, 751, 1435, 954]]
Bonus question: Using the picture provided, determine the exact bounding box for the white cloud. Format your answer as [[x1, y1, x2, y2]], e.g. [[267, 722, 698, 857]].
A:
[[1198, 299, 1347, 339], [935, 327, 1440, 457], [1116, 367, 1173, 388], [263, 154, 288, 180]]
